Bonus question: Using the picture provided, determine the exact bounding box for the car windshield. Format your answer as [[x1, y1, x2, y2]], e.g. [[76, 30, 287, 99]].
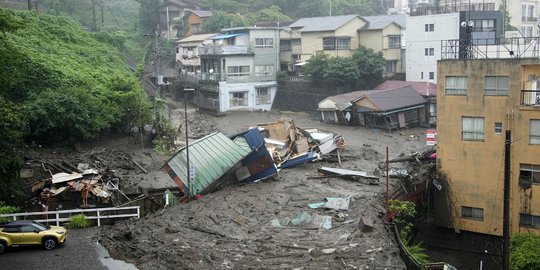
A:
[[32, 221, 48, 231]]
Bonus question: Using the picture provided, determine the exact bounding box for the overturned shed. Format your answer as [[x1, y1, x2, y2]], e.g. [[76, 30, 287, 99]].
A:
[[230, 128, 278, 183], [163, 132, 251, 198]]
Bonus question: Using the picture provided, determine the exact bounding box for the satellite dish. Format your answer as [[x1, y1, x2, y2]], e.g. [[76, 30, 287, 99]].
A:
[[460, 21, 467, 27], [209, 69, 214, 74], [468, 21, 474, 27]]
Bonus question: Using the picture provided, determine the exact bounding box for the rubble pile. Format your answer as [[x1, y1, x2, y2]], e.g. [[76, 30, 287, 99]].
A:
[[100, 161, 404, 270], [23, 145, 166, 210]]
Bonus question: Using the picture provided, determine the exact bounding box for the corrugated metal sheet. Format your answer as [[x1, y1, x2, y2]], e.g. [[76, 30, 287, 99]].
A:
[[164, 132, 251, 197]]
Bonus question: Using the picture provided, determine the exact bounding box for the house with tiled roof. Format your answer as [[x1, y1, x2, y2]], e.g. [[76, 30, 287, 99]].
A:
[[317, 87, 429, 130]]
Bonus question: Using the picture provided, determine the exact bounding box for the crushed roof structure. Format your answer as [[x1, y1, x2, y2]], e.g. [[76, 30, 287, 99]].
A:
[[361, 14, 406, 30], [375, 80, 437, 97], [288, 14, 361, 32]]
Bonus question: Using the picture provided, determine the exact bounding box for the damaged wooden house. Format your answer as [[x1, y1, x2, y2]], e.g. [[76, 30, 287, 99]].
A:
[[317, 86, 430, 131]]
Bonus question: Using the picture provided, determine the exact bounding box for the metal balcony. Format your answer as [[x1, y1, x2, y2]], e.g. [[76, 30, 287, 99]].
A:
[[199, 44, 252, 55], [441, 37, 539, 60]]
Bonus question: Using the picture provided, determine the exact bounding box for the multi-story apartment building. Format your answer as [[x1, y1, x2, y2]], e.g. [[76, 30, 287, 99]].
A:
[[190, 27, 279, 113], [406, 11, 503, 83], [411, 0, 538, 38], [176, 33, 218, 73], [435, 39, 540, 236], [280, 14, 406, 79]]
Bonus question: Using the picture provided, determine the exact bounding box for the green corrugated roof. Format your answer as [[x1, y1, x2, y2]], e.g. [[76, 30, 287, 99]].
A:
[[165, 132, 251, 195]]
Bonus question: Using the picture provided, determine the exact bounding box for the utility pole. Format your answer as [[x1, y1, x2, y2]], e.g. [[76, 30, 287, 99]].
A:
[[91, 0, 97, 31], [101, 0, 105, 28], [27, 0, 31, 10], [503, 130, 511, 270]]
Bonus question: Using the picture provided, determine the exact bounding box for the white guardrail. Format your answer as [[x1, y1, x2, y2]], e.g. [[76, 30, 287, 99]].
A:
[[0, 206, 140, 227]]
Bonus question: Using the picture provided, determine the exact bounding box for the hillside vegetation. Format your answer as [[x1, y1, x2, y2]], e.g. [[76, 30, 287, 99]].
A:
[[0, 7, 150, 202]]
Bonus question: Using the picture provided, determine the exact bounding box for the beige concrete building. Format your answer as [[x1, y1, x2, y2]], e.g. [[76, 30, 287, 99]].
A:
[[279, 14, 406, 79], [436, 57, 540, 236]]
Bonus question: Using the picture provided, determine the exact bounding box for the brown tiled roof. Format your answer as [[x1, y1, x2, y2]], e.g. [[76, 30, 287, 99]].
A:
[[375, 80, 437, 97]]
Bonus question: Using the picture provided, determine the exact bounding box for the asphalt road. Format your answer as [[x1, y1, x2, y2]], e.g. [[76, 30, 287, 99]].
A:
[[0, 227, 136, 270]]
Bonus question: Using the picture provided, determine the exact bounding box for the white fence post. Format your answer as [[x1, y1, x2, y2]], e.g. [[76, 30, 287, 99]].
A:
[[56, 213, 60, 226], [97, 210, 101, 226]]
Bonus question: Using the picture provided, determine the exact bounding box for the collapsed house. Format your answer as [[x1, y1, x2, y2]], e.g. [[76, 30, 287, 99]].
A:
[[163, 118, 345, 200], [317, 86, 430, 131]]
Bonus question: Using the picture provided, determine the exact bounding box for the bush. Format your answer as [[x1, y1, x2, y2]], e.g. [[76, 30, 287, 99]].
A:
[[0, 201, 19, 223], [511, 233, 540, 270], [69, 214, 91, 228]]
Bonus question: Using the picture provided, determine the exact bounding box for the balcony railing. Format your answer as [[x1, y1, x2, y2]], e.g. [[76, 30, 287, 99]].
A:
[[441, 37, 539, 60], [199, 44, 252, 55], [521, 90, 540, 107], [522, 16, 538, 22]]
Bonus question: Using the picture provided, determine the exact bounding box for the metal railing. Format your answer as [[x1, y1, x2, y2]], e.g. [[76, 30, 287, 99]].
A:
[[0, 206, 140, 227], [199, 44, 252, 55], [441, 37, 539, 60], [521, 90, 540, 106]]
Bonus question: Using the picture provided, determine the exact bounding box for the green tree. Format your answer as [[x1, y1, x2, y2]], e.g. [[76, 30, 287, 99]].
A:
[[247, 5, 291, 24], [201, 0, 249, 13], [304, 52, 330, 82], [323, 56, 358, 85], [202, 11, 248, 33], [135, 0, 159, 33], [511, 234, 540, 270], [352, 45, 385, 89]]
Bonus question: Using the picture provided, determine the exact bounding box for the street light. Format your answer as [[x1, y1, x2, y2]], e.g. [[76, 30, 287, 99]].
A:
[[183, 87, 195, 201]]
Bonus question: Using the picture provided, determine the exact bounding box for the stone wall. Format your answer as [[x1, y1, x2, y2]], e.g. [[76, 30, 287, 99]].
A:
[[272, 80, 354, 114]]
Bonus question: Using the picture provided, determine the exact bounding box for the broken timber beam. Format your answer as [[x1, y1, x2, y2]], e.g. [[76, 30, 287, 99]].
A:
[[131, 159, 148, 174]]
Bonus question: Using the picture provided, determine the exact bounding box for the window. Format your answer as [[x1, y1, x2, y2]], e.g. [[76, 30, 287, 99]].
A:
[[227, 66, 250, 77], [280, 40, 291, 51], [520, 164, 540, 185], [494, 122, 503, 134], [425, 23, 434, 32], [386, 61, 397, 73], [255, 38, 274, 48], [523, 5, 535, 21], [256, 87, 271, 105], [531, 120, 540, 144], [254, 65, 274, 76], [388, 35, 401, 49], [323, 37, 350, 50], [520, 213, 540, 228], [484, 76, 509, 96], [471, 19, 495, 32], [291, 39, 301, 47], [462, 117, 484, 141], [20, 225, 37, 233], [421, 72, 424, 79], [521, 26, 533, 37], [429, 72, 434, 80], [336, 38, 351, 50], [461, 206, 484, 220], [445, 76, 467, 95], [2, 226, 19, 233], [230, 92, 248, 107], [191, 23, 201, 33], [424, 48, 434, 56]]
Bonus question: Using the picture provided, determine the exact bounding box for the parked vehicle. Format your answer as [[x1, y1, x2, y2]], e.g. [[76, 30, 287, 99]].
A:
[[0, 220, 67, 254]]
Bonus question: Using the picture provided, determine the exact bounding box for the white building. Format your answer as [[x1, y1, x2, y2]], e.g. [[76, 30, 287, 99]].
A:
[[406, 13, 460, 83]]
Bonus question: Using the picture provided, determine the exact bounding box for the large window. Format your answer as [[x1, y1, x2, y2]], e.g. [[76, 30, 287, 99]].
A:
[[388, 35, 401, 49], [520, 213, 540, 228], [484, 76, 509, 96], [425, 23, 434, 32], [445, 76, 467, 95], [323, 37, 350, 50], [461, 206, 484, 221], [256, 87, 271, 105], [255, 38, 274, 48], [254, 65, 274, 77], [230, 92, 248, 107], [227, 66, 250, 77], [471, 19, 495, 32], [520, 164, 540, 185], [462, 117, 484, 141], [531, 119, 540, 144]]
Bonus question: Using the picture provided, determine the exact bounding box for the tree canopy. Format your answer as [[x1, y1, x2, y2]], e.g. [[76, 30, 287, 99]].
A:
[[304, 46, 385, 89], [0, 7, 150, 202], [511, 233, 540, 270]]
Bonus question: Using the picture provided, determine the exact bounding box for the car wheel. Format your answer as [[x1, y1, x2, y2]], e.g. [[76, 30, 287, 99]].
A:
[[0, 241, 6, 254], [43, 238, 57, 250]]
